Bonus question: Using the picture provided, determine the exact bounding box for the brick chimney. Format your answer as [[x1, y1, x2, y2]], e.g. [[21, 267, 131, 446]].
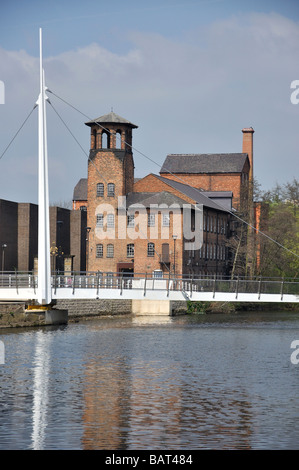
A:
[[242, 127, 254, 182]]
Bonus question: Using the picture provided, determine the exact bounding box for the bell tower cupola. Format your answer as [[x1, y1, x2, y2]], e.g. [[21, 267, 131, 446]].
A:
[[85, 111, 138, 196]]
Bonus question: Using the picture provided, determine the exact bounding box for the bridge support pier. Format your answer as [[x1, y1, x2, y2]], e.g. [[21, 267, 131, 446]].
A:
[[26, 305, 68, 325], [132, 299, 173, 316]]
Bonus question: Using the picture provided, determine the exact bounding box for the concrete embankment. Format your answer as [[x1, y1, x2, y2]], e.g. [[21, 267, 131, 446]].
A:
[[0, 300, 188, 328]]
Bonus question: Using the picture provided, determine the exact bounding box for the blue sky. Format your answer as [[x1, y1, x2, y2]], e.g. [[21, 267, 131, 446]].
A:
[[1, 0, 299, 204]]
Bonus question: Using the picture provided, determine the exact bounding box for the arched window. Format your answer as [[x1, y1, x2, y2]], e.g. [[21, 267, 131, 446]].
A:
[[147, 243, 155, 257], [116, 130, 122, 149], [97, 183, 104, 197], [107, 183, 115, 197], [107, 244, 114, 258], [93, 129, 97, 149], [107, 213, 115, 228], [96, 214, 104, 227], [102, 131, 110, 149], [127, 244, 134, 257], [96, 244, 103, 258]]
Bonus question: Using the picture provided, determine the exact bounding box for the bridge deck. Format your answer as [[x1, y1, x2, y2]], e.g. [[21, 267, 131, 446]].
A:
[[0, 273, 298, 303]]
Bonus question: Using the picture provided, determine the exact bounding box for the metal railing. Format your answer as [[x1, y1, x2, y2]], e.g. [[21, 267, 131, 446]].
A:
[[0, 271, 298, 299]]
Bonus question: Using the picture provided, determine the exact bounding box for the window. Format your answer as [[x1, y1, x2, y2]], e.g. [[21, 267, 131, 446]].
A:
[[162, 243, 169, 263], [127, 214, 135, 227], [80, 205, 87, 211], [116, 130, 122, 149], [107, 213, 115, 228], [97, 183, 104, 197], [147, 243, 155, 257], [93, 129, 97, 149], [96, 214, 104, 227], [96, 244, 103, 258], [107, 183, 115, 197], [127, 243, 134, 257], [162, 213, 170, 227], [107, 244, 114, 258], [148, 213, 155, 227], [102, 131, 110, 149], [153, 270, 163, 279]]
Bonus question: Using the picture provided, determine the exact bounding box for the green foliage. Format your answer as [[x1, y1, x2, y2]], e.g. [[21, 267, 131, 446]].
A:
[[257, 179, 299, 279], [187, 301, 210, 314]]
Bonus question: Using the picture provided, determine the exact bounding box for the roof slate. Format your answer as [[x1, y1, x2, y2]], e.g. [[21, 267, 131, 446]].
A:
[[150, 175, 229, 212], [73, 178, 87, 201], [160, 153, 249, 174], [85, 111, 138, 128]]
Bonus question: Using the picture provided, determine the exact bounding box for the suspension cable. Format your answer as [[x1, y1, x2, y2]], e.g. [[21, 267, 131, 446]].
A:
[[0, 105, 37, 161]]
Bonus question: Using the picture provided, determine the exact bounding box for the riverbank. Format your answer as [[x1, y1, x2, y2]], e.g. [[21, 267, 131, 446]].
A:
[[0, 299, 299, 328]]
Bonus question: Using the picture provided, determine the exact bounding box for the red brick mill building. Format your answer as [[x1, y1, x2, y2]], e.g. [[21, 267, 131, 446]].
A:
[[0, 111, 255, 278], [72, 111, 255, 279]]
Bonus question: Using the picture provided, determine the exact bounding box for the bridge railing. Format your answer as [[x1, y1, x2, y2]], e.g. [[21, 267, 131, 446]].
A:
[[0, 272, 298, 298]]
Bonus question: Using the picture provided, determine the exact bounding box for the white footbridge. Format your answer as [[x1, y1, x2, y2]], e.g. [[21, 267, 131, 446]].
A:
[[0, 272, 298, 304]]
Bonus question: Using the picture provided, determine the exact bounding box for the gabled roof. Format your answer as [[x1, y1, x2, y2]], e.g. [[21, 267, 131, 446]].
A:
[[85, 111, 138, 128], [73, 178, 87, 201], [126, 191, 188, 209], [140, 174, 229, 212], [156, 175, 231, 212], [160, 153, 249, 174]]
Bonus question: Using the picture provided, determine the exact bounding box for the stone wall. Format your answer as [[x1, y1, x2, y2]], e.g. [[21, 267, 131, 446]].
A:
[[0, 299, 188, 328]]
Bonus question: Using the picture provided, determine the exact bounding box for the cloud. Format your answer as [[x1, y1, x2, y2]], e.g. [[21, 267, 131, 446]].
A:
[[0, 11, 299, 205]]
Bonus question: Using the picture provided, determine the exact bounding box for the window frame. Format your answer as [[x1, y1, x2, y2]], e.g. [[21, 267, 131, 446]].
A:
[[96, 244, 103, 258], [147, 242, 155, 257], [107, 213, 115, 228], [107, 244, 114, 258], [127, 243, 135, 258], [96, 182, 104, 197], [107, 183, 115, 197]]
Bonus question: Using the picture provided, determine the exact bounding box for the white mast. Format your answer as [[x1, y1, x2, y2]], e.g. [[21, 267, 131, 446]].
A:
[[37, 28, 51, 305]]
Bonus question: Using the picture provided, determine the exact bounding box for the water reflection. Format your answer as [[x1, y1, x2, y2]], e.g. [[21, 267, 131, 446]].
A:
[[0, 312, 299, 449], [131, 315, 173, 326], [31, 331, 52, 450]]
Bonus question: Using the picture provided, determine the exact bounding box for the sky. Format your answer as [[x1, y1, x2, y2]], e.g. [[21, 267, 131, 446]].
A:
[[0, 0, 299, 205]]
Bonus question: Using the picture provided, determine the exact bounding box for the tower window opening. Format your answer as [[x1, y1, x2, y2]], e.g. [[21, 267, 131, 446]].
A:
[[116, 130, 122, 149], [93, 129, 97, 149], [102, 131, 110, 149]]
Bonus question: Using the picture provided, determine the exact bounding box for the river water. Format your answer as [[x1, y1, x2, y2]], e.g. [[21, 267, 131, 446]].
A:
[[0, 310, 299, 450]]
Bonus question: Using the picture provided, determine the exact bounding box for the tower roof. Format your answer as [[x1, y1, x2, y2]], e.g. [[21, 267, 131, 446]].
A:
[[85, 111, 138, 128]]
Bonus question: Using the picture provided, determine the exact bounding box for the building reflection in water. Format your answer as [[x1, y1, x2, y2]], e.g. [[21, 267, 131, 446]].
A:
[[81, 321, 254, 449]]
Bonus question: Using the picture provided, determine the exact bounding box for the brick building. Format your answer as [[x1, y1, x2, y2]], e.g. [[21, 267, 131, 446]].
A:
[[0, 199, 86, 273], [73, 111, 240, 278], [159, 128, 254, 212]]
